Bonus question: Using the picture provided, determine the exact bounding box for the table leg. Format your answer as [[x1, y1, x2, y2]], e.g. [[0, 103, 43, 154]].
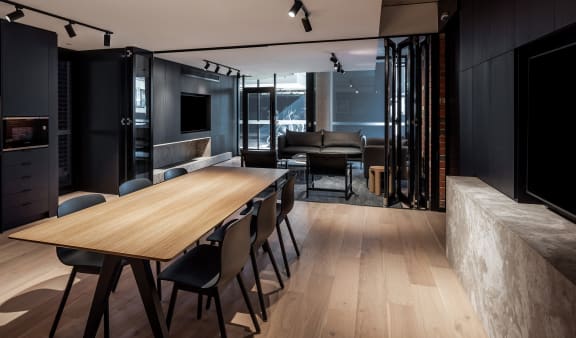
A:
[[83, 255, 122, 338], [368, 169, 375, 193], [128, 258, 170, 337], [375, 171, 382, 195]]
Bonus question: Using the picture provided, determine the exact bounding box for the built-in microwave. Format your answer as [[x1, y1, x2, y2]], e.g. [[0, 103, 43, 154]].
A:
[[2, 117, 49, 151]]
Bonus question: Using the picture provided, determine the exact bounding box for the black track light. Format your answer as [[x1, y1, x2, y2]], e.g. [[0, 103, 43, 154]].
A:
[[214, 65, 220, 73], [288, 1, 302, 17], [65, 22, 76, 38], [302, 15, 312, 32], [104, 32, 111, 47], [226, 68, 232, 76], [330, 53, 338, 64], [204, 61, 210, 70], [5, 7, 24, 22], [236, 70, 240, 77]]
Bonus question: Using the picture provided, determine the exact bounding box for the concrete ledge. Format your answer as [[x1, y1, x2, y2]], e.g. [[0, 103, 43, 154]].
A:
[[447, 176, 576, 338], [153, 152, 232, 184]]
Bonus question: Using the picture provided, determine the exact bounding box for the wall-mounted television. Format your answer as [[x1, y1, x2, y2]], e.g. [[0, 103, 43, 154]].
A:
[[181, 93, 210, 133], [524, 38, 576, 223]]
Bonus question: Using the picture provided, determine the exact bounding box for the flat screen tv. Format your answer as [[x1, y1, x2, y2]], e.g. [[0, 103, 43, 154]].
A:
[[525, 41, 576, 223], [181, 93, 210, 133]]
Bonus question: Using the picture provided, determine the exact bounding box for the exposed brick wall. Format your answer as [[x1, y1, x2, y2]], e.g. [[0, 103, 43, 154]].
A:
[[439, 34, 447, 209]]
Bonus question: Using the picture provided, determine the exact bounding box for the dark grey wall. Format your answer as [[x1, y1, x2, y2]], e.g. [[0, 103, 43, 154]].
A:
[[458, 0, 576, 198], [152, 58, 237, 155]]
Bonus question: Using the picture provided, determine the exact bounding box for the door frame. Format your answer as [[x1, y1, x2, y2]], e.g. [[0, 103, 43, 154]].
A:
[[241, 86, 276, 151]]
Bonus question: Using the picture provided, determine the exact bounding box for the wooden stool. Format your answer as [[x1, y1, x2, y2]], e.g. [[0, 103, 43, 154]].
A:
[[369, 165, 385, 195]]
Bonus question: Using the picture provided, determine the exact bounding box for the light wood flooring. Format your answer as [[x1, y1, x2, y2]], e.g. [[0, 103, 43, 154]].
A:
[[0, 201, 487, 338]]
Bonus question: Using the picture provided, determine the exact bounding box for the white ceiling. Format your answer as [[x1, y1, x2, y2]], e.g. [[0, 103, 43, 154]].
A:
[[0, 0, 437, 78]]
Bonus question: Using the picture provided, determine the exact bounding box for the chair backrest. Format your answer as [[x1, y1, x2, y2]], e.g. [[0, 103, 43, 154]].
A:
[[58, 194, 106, 217], [241, 149, 277, 168], [118, 178, 152, 196], [56, 194, 106, 263], [219, 213, 252, 286], [252, 191, 277, 248], [279, 174, 295, 219], [163, 167, 187, 181], [307, 152, 348, 176]]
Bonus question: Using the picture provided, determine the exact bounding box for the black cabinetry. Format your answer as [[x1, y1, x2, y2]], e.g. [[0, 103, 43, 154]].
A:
[[0, 22, 58, 232], [72, 47, 153, 194]]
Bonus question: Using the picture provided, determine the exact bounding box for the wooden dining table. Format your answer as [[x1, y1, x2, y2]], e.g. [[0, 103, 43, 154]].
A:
[[9, 166, 288, 337]]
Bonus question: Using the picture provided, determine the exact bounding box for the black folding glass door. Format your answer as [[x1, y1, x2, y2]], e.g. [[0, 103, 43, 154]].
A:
[[383, 36, 435, 209]]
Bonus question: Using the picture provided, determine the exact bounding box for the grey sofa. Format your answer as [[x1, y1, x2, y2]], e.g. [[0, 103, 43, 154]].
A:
[[278, 130, 365, 161]]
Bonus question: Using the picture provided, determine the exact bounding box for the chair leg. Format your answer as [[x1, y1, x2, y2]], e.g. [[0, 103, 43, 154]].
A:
[[264, 240, 284, 289], [212, 289, 228, 338], [285, 216, 300, 257], [111, 265, 123, 293], [250, 248, 267, 321], [103, 301, 110, 338], [196, 294, 203, 320], [237, 275, 261, 334], [156, 261, 162, 299], [276, 223, 291, 278], [166, 285, 178, 329], [206, 295, 212, 310], [49, 267, 77, 338]]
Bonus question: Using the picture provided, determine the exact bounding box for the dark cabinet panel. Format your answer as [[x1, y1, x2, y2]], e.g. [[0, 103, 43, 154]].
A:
[[487, 0, 515, 59], [515, 0, 554, 47], [0, 22, 55, 116]]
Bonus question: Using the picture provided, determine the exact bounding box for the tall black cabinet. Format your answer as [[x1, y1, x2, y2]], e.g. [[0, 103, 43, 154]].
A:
[[0, 22, 58, 231], [72, 47, 153, 194]]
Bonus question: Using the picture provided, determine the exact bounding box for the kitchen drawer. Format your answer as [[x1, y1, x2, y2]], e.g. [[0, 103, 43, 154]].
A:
[[2, 160, 46, 180], [2, 148, 49, 167], [2, 198, 49, 229], [2, 188, 48, 208], [2, 173, 49, 195]]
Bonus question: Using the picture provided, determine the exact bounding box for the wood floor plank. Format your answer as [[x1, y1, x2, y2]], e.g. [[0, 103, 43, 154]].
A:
[[0, 200, 487, 338]]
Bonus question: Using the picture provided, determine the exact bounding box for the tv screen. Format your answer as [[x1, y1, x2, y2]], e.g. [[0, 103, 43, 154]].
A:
[[181, 93, 210, 133], [526, 41, 576, 222]]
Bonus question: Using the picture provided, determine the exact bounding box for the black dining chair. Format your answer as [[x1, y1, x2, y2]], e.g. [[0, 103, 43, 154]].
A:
[[207, 191, 284, 321], [276, 174, 300, 277], [241, 149, 278, 168], [118, 178, 152, 197], [163, 167, 187, 181], [159, 214, 260, 338], [50, 194, 125, 338]]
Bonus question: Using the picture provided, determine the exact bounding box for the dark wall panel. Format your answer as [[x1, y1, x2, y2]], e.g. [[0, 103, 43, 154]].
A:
[[555, 0, 576, 30], [488, 52, 515, 197], [515, 0, 554, 47], [459, 69, 474, 175], [152, 58, 237, 155], [457, 0, 576, 199]]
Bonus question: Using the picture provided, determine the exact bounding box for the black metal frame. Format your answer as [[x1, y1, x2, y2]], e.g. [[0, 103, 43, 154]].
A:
[[305, 154, 353, 200]]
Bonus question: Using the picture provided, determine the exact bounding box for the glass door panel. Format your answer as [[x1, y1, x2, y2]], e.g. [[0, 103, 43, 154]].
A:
[[242, 87, 275, 150]]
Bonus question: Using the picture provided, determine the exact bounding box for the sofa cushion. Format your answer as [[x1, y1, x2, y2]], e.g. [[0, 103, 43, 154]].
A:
[[281, 146, 322, 155], [323, 130, 362, 148], [285, 130, 322, 147], [320, 147, 362, 156], [366, 137, 387, 146]]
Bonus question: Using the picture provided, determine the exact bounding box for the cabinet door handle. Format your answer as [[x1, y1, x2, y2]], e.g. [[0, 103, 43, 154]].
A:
[[20, 162, 32, 166], [20, 188, 32, 193], [21, 175, 31, 179], [21, 202, 32, 207]]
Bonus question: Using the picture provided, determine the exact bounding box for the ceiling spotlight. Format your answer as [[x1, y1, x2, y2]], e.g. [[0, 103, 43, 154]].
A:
[[355, 89, 359, 94], [5, 7, 24, 22], [103, 32, 111, 47], [288, 1, 303, 17], [226, 68, 232, 76], [204, 61, 210, 70], [236, 70, 241, 77], [214, 65, 220, 73], [302, 15, 312, 32], [330, 53, 338, 64], [65, 22, 76, 38]]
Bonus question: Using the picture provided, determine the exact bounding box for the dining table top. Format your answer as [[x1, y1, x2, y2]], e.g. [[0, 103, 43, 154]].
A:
[[9, 166, 288, 262]]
